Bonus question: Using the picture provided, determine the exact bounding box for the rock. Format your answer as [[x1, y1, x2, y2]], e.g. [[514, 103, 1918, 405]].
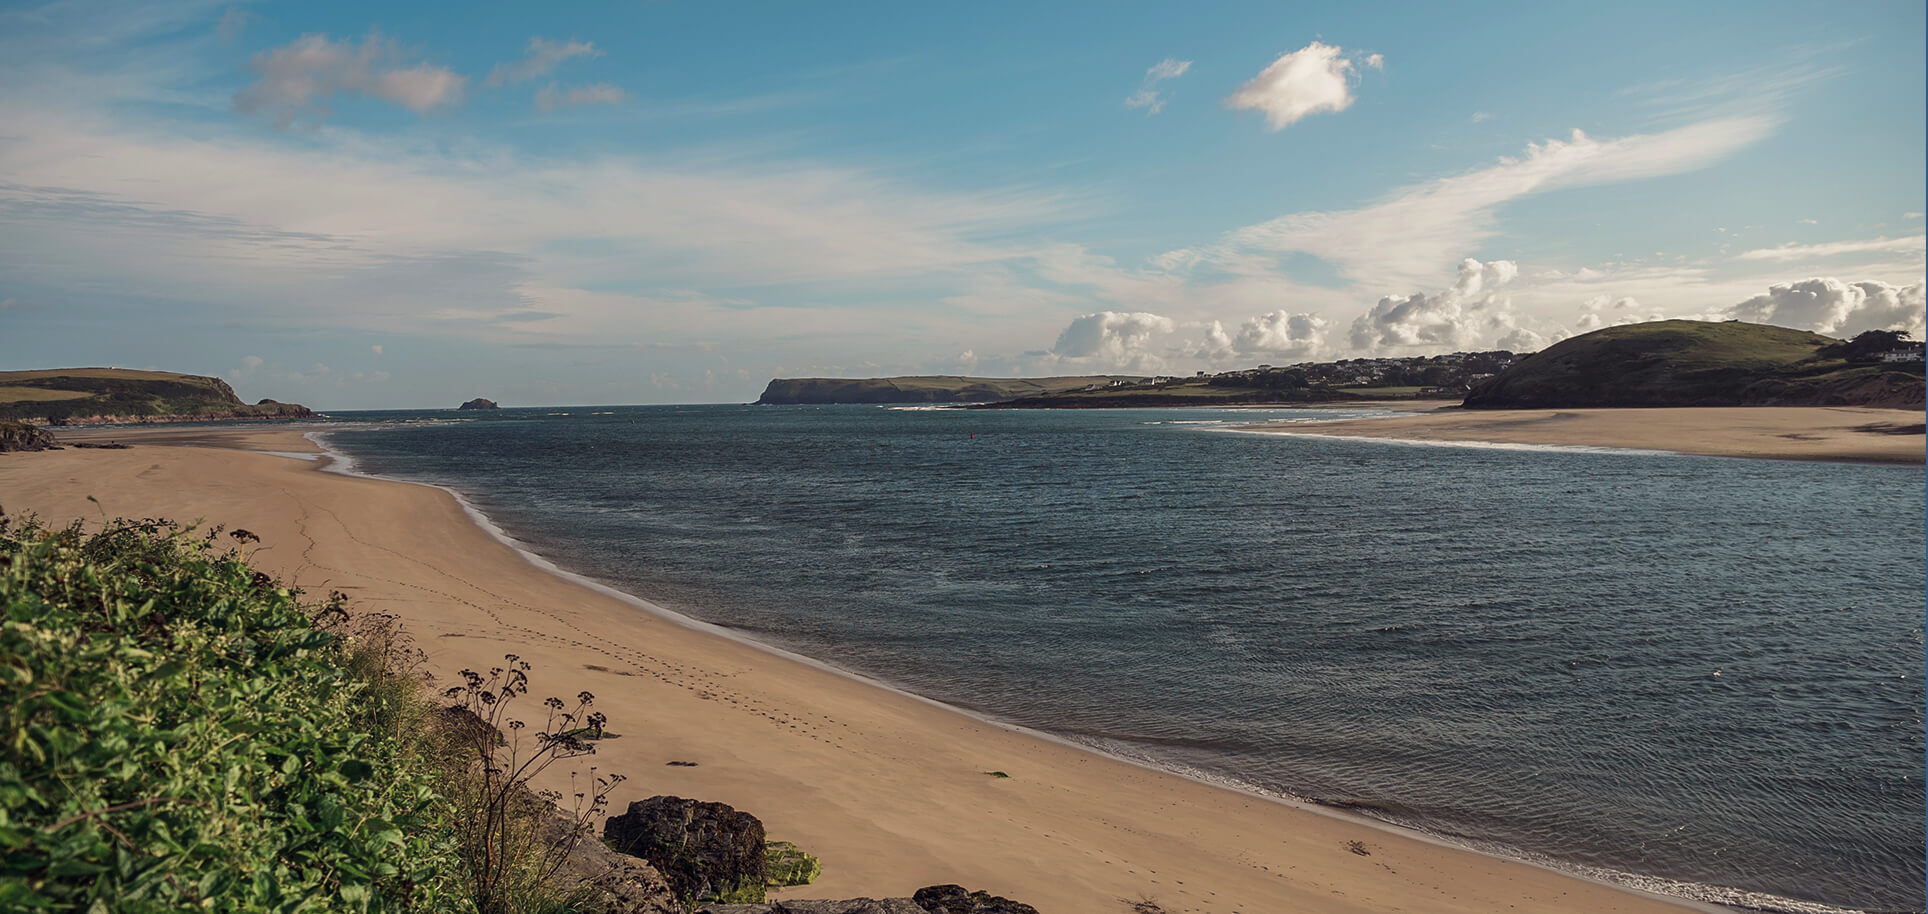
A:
[[605, 796, 769, 904], [0, 420, 59, 452], [911, 885, 1041, 914], [459, 397, 500, 410], [541, 814, 681, 914]]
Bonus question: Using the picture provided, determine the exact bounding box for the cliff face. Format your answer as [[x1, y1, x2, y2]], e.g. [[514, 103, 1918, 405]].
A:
[[1464, 320, 1926, 409], [0, 368, 314, 424]]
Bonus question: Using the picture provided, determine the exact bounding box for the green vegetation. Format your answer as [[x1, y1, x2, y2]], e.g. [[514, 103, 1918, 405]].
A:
[[0, 369, 313, 423], [763, 841, 821, 889], [1334, 386, 1428, 397], [0, 516, 607, 913], [754, 375, 1138, 405], [1465, 320, 1925, 409]]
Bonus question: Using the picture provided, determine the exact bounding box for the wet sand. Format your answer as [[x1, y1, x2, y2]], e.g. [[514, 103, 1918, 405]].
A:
[[1252, 406, 1925, 464]]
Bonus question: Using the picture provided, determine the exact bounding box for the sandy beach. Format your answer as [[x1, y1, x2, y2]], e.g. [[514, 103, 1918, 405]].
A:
[[1253, 406, 1926, 464], [0, 426, 1711, 914]]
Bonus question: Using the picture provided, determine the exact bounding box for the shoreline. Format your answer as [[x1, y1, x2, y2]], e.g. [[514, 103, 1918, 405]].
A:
[[1243, 406, 1926, 464], [7, 424, 1779, 913]]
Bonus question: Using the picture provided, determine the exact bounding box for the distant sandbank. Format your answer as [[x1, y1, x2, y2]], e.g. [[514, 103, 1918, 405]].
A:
[[1, 425, 1710, 913], [1253, 405, 1926, 464]]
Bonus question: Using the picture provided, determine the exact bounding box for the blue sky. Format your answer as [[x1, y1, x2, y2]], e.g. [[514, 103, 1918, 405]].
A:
[[0, 0, 1922, 408]]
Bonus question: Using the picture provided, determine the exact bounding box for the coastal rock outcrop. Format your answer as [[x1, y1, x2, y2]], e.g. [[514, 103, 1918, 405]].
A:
[[542, 813, 681, 914], [910, 885, 1042, 914], [0, 420, 59, 452], [605, 795, 768, 903], [459, 398, 501, 410]]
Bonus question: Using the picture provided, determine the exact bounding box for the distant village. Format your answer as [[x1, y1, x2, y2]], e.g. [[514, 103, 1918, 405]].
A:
[[1088, 349, 1526, 397]]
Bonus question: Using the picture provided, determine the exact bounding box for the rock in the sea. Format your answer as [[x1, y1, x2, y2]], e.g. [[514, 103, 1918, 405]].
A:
[[0, 420, 58, 453], [605, 796, 769, 903], [910, 885, 1041, 914], [458, 397, 500, 410]]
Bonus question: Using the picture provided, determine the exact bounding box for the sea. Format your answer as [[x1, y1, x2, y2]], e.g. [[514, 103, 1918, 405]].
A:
[[309, 404, 1926, 914]]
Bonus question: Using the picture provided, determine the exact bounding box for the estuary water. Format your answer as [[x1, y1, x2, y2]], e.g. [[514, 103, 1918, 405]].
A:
[[316, 405, 1926, 913]]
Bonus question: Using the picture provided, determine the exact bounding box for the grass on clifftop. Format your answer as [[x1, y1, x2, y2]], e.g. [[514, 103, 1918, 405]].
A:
[[0, 515, 602, 913]]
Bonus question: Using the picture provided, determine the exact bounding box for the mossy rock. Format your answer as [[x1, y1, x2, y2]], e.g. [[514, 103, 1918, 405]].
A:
[[764, 841, 822, 887]]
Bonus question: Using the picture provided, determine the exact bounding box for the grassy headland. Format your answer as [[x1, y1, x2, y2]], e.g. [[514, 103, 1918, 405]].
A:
[[1465, 320, 1925, 409], [0, 368, 314, 425]]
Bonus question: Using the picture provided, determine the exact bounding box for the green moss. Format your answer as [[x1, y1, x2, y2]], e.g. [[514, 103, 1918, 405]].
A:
[[764, 841, 822, 887]]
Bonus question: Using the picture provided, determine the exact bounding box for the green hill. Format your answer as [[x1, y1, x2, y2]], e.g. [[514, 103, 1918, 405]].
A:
[[754, 375, 1139, 405], [1463, 320, 1924, 409], [0, 368, 315, 424]]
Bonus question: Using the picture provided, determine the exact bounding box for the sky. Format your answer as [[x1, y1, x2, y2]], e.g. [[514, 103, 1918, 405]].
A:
[[0, 0, 1923, 408]]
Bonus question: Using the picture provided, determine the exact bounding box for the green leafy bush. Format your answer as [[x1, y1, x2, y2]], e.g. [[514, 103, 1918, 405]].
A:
[[0, 516, 465, 912]]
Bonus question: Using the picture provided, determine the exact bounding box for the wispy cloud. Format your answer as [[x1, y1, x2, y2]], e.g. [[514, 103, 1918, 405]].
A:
[[1204, 117, 1777, 292], [1224, 41, 1377, 131], [485, 37, 600, 87], [234, 33, 466, 127], [1124, 56, 1191, 115], [534, 82, 625, 114], [1736, 235, 1925, 262]]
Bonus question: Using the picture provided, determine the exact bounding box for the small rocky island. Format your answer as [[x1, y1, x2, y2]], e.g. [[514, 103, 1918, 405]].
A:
[[458, 398, 500, 410]]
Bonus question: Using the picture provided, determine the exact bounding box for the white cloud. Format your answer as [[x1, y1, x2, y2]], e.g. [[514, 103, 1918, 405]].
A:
[[534, 82, 625, 114], [370, 344, 383, 356], [1050, 311, 1176, 370], [1471, 111, 1492, 123], [1349, 258, 1525, 351], [1726, 277, 1925, 338], [1125, 56, 1192, 115], [1215, 117, 1775, 293], [1573, 293, 1661, 331], [1233, 310, 1327, 357], [486, 37, 600, 87], [1735, 235, 1925, 262], [1224, 41, 1371, 131], [1363, 53, 1384, 70], [234, 34, 467, 127], [1907, 212, 1924, 220]]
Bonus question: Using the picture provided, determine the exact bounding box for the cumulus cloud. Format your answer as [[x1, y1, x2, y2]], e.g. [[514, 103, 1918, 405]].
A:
[[485, 37, 600, 87], [1734, 235, 1926, 262], [1224, 41, 1373, 130], [1573, 293, 1661, 331], [1726, 278, 1925, 338], [234, 34, 467, 127], [1051, 311, 1176, 370], [1125, 56, 1192, 115], [1349, 258, 1523, 351], [370, 343, 383, 356], [1234, 310, 1327, 356], [534, 82, 625, 114]]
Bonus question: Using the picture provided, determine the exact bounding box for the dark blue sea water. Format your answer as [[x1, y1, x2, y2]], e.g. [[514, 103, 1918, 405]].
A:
[[315, 405, 1926, 913]]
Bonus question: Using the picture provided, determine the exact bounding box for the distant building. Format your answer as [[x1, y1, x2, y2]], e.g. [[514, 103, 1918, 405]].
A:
[[1880, 349, 1924, 363]]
